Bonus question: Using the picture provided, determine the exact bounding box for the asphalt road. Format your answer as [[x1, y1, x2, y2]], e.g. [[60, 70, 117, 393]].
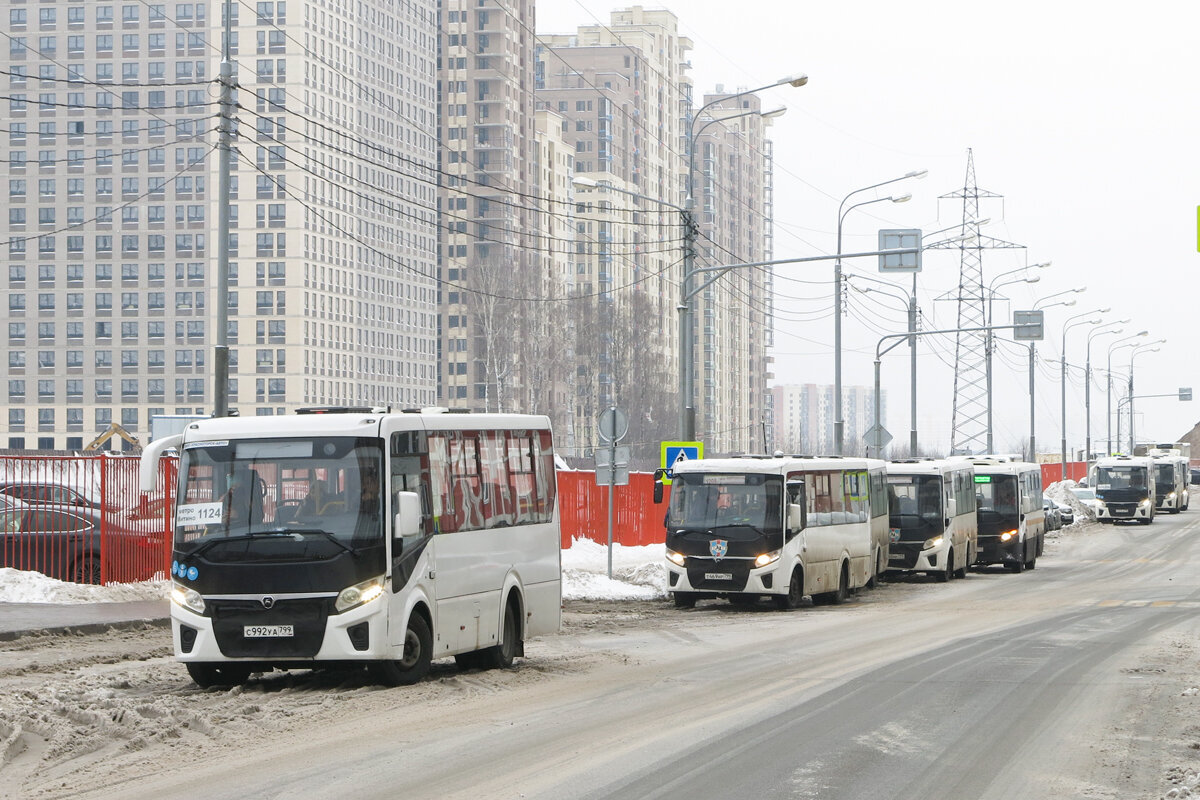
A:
[[5, 513, 1200, 800]]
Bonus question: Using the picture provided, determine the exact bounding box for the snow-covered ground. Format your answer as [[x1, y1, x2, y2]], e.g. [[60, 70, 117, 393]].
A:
[[0, 539, 668, 604]]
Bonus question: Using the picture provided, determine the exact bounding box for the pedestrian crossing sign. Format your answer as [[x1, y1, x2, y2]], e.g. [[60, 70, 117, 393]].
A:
[[660, 441, 703, 485]]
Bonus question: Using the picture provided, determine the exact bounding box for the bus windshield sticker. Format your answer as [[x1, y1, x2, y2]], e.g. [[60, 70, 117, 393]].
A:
[[702, 475, 746, 485], [234, 441, 314, 459], [176, 502, 225, 526], [184, 440, 228, 449], [887, 476, 914, 484]]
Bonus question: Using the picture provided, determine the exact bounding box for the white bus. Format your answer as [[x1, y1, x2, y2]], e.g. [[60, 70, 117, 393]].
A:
[[1090, 455, 1156, 524], [139, 408, 561, 688], [1148, 449, 1190, 514], [967, 457, 1045, 572], [657, 456, 889, 609], [884, 459, 978, 581]]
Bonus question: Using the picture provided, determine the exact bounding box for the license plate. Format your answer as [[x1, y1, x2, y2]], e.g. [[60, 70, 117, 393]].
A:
[[704, 572, 733, 580], [244, 625, 293, 638]]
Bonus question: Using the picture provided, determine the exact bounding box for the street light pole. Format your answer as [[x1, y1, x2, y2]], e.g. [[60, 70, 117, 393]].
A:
[[1028, 290, 1084, 463], [833, 170, 926, 454], [985, 263, 1049, 452], [1128, 342, 1166, 452], [212, 0, 236, 417], [682, 75, 807, 441], [1106, 332, 1150, 454], [872, 322, 1035, 459], [1060, 309, 1109, 480], [1084, 322, 1129, 470]]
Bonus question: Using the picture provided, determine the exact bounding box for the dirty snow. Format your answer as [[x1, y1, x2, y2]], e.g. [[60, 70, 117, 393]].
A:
[[1045, 480, 1097, 524], [0, 539, 666, 605]]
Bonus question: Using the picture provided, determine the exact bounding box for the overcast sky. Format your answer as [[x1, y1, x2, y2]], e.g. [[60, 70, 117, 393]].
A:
[[537, 0, 1199, 456]]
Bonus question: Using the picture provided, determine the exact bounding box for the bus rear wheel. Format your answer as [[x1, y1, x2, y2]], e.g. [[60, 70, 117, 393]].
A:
[[379, 613, 432, 686], [186, 662, 252, 688], [827, 564, 849, 605], [480, 600, 520, 669]]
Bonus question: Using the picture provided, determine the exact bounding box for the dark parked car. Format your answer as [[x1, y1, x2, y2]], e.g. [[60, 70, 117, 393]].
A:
[[1043, 497, 1062, 531], [0, 507, 103, 584], [1191, 468, 1200, 486]]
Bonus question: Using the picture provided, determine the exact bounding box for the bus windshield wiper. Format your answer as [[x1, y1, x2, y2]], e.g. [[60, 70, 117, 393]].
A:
[[268, 527, 358, 556], [704, 523, 766, 534], [187, 528, 357, 558]]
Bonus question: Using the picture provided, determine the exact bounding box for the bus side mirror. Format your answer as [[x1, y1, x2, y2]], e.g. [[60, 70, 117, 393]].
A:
[[788, 503, 803, 532], [652, 469, 666, 504], [394, 491, 421, 540]]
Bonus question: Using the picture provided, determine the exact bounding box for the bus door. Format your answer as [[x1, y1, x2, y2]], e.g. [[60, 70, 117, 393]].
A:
[[386, 428, 435, 649]]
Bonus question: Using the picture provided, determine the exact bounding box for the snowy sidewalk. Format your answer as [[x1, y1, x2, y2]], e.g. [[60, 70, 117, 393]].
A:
[[0, 600, 169, 640]]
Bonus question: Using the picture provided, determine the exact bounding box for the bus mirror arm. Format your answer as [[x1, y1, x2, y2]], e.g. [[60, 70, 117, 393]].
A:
[[652, 470, 666, 504]]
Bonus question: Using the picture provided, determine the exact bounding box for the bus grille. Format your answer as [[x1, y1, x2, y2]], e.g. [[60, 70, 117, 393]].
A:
[[209, 598, 329, 658], [686, 558, 751, 591]]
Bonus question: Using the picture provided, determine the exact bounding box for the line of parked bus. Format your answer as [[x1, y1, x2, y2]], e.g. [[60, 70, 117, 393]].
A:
[[657, 453, 1048, 609], [137, 408, 1188, 689]]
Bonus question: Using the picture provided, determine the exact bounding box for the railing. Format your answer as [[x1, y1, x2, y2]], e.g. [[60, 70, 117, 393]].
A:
[[0, 454, 174, 585]]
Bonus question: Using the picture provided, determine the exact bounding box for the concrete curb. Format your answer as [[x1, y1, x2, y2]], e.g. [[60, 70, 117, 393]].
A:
[[0, 616, 171, 642]]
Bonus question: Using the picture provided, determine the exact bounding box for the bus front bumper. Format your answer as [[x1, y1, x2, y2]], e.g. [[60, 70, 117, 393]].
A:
[[666, 557, 783, 597], [1096, 501, 1152, 521], [170, 593, 391, 664]]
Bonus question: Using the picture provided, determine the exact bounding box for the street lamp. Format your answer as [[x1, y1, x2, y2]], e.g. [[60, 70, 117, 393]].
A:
[[1061, 308, 1110, 480], [1106, 332, 1149, 454], [1023, 288, 1083, 461], [833, 171, 925, 455], [682, 75, 808, 441], [1084, 322, 1129, 469], [1128, 340, 1167, 452], [985, 261, 1051, 452]]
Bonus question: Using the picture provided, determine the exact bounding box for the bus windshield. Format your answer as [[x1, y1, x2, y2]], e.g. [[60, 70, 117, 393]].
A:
[[887, 475, 943, 519], [1155, 463, 1176, 489], [175, 437, 384, 562], [975, 475, 1019, 518], [1095, 466, 1148, 491], [667, 473, 782, 533]]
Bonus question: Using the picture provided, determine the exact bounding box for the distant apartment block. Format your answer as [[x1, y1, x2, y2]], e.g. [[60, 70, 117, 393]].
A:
[[773, 384, 887, 456]]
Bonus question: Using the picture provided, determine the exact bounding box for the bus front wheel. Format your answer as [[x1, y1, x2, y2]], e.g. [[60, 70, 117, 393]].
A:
[[379, 613, 432, 686], [673, 592, 697, 609], [773, 568, 804, 610], [186, 662, 251, 689]]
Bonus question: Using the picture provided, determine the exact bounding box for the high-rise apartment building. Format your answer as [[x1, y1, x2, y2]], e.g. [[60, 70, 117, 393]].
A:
[[1, 0, 439, 450], [693, 88, 776, 454], [437, 0, 549, 414], [536, 6, 693, 454]]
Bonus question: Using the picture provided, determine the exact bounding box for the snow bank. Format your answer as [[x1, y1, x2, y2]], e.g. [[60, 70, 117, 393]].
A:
[[0, 540, 667, 605], [1045, 480, 1096, 524], [561, 538, 667, 601], [0, 568, 169, 604]]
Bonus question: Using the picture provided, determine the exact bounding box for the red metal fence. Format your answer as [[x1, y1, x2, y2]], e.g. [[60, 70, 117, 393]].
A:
[[0, 454, 174, 585], [0, 458, 665, 586], [1041, 462, 1088, 486], [556, 471, 668, 548]]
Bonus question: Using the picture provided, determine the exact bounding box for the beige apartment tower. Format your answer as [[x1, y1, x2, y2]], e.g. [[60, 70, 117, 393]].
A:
[[0, 0, 439, 450]]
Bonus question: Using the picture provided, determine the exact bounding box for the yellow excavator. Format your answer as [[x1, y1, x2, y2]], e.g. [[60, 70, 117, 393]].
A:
[[85, 423, 141, 453]]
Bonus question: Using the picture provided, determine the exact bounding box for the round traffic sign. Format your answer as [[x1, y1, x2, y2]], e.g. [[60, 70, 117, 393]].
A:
[[598, 407, 629, 442]]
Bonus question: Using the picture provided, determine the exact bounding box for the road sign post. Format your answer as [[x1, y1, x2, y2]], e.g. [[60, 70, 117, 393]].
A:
[[596, 407, 630, 579]]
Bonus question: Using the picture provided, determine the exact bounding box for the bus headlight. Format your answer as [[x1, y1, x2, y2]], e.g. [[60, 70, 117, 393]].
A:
[[335, 575, 385, 613], [1168, 492, 1177, 500], [754, 550, 781, 568], [922, 536, 944, 550], [1139, 499, 1151, 508], [999, 529, 1018, 543], [666, 549, 686, 567], [171, 583, 206, 615]]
